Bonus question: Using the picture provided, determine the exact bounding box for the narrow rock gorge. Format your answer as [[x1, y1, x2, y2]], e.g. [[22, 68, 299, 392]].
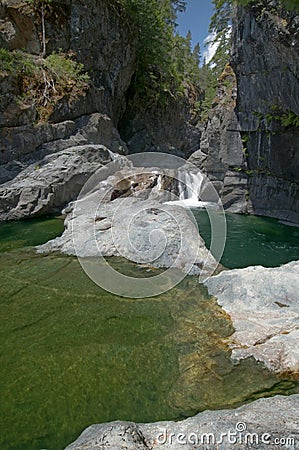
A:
[[0, 1, 298, 449], [0, 0, 298, 223]]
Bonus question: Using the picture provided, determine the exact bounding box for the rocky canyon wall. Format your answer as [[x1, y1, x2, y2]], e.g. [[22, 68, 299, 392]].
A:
[[232, 1, 299, 223], [0, 0, 136, 171], [194, 1, 298, 223], [0, 0, 298, 223]]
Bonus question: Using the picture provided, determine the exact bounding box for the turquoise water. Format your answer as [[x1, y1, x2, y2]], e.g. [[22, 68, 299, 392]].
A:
[[194, 210, 299, 269], [0, 215, 298, 450]]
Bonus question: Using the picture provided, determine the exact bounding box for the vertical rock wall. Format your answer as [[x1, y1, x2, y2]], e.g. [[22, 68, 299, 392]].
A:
[[189, 65, 249, 213], [0, 0, 136, 180], [231, 1, 299, 223], [194, 1, 298, 223]]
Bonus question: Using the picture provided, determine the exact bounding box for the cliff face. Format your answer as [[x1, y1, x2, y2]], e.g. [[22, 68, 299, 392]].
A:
[[0, 0, 202, 218], [0, 0, 136, 124], [189, 65, 249, 213], [0, 0, 136, 172], [119, 82, 202, 158], [231, 1, 299, 223], [195, 1, 299, 223], [0, 0, 298, 223]]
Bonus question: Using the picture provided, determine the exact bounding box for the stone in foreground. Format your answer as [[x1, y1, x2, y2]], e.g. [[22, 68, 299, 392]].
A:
[[65, 395, 299, 449]]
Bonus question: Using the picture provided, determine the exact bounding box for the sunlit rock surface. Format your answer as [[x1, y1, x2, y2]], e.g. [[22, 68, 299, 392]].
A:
[[65, 395, 299, 450], [204, 261, 299, 374]]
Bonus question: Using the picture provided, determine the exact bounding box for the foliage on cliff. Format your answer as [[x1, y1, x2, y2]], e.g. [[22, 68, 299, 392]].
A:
[[199, 0, 299, 119], [122, 0, 202, 104], [0, 48, 89, 121]]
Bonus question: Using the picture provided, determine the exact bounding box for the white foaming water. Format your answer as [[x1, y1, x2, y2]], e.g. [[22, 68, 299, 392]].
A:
[[155, 174, 163, 191], [178, 171, 203, 202], [166, 170, 212, 208], [107, 149, 119, 161], [165, 199, 217, 209]]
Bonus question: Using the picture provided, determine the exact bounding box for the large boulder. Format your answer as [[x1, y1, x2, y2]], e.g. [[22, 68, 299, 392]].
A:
[[64, 395, 299, 449], [0, 113, 127, 183], [204, 261, 299, 374], [0, 144, 115, 220], [38, 192, 218, 278]]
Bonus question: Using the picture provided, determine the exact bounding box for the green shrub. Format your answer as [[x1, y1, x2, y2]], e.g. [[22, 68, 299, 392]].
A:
[[44, 52, 90, 89], [0, 48, 89, 122], [0, 49, 35, 76], [121, 0, 202, 105], [281, 111, 299, 128]]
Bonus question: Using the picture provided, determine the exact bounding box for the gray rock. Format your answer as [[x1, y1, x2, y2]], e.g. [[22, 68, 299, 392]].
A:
[[38, 191, 218, 277], [221, 170, 249, 213], [231, 3, 299, 224], [187, 149, 208, 167], [0, 113, 127, 174], [0, 0, 136, 127], [65, 395, 299, 449], [204, 261, 299, 374], [190, 97, 249, 214], [121, 84, 202, 159], [190, 5, 299, 224], [0, 145, 115, 221], [248, 170, 299, 224]]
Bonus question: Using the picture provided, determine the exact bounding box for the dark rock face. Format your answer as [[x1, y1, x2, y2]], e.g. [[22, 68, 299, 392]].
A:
[[0, 0, 136, 125], [120, 83, 202, 158], [0, 0, 41, 54], [0, 0, 135, 193], [231, 2, 299, 223], [192, 3, 299, 222], [198, 106, 248, 213]]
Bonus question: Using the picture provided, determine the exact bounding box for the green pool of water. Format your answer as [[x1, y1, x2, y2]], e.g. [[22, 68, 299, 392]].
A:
[[0, 216, 298, 450], [194, 210, 299, 269], [0, 216, 64, 253]]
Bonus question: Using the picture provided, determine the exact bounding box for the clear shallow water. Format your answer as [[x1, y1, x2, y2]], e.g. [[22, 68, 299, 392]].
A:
[[0, 216, 298, 450], [0, 216, 64, 253]]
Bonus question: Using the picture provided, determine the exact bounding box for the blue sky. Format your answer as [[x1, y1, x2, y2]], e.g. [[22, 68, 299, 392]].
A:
[[176, 0, 214, 60]]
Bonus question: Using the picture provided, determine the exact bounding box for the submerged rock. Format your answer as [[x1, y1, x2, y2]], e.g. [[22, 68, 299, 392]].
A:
[[64, 395, 299, 449], [204, 261, 299, 375]]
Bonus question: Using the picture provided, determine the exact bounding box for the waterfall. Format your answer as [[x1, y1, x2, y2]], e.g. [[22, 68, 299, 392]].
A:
[[148, 169, 217, 208], [176, 170, 204, 207], [164, 169, 213, 208], [107, 149, 119, 161], [155, 174, 163, 191], [178, 171, 204, 202]]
